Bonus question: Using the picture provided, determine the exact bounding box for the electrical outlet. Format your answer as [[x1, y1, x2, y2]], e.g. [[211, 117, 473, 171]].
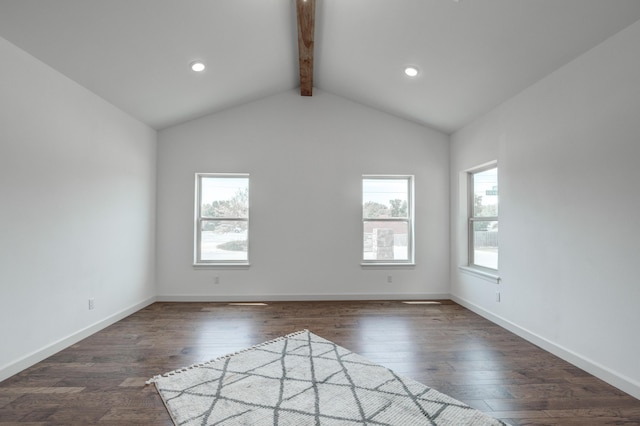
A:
[[214, 276, 220, 285], [387, 275, 392, 284], [88, 298, 95, 310]]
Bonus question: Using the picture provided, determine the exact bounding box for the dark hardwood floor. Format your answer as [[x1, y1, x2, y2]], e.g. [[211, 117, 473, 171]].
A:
[[0, 301, 638, 425]]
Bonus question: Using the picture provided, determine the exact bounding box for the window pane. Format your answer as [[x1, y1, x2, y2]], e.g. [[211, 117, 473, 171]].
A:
[[473, 168, 498, 217], [200, 220, 248, 261], [473, 220, 498, 269], [363, 179, 408, 218], [201, 177, 249, 218], [363, 221, 409, 261]]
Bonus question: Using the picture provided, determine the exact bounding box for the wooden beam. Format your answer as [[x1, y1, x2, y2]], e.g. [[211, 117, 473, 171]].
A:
[[296, 0, 315, 96]]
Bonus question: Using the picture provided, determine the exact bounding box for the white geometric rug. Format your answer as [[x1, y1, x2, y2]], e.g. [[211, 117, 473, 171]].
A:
[[147, 330, 509, 425]]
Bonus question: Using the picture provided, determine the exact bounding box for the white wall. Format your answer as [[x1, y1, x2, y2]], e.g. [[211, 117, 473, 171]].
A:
[[450, 21, 640, 398], [0, 37, 157, 380], [157, 90, 449, 300]]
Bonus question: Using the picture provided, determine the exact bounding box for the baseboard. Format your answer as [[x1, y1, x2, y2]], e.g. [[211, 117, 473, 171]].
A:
[[11, 293, 636, 401], [156, 293, 451, 302], [0, 296, 157, 383], [451, 295, 640, 400]]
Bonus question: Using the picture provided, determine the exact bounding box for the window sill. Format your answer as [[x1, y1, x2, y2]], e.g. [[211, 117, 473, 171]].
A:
[[361, 263, 415, 268], [193, 263, 250, 269], [458, 266, 500, 284]]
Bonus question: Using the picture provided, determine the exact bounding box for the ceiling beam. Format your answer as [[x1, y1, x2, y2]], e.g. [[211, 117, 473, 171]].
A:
[[296, 0, 315, 96]]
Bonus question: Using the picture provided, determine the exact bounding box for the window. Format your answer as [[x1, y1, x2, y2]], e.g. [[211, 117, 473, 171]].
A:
[[468, 166, 498, 270], [362, 175, 414, 264], [195, 174, 249, 265]]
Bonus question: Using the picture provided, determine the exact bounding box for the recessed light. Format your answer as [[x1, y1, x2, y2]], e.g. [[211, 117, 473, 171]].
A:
[[404, 66, 419, 77], [190, 61, 206, 72]]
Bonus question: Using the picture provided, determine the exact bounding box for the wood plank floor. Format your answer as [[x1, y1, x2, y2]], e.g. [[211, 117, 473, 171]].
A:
[[0, 301, 638, 425]]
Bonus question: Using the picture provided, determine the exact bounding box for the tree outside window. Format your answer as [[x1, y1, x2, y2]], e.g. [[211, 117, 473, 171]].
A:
[[195, 174, 249, 264], [469, 166, 498, 270], [362, 176, 414, 264]]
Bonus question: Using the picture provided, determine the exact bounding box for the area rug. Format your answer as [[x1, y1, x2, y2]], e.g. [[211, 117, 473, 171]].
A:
[[147, 330, 508, 425]]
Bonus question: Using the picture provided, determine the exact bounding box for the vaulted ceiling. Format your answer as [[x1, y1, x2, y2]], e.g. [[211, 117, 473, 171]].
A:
[[1, 0, 640, 134]]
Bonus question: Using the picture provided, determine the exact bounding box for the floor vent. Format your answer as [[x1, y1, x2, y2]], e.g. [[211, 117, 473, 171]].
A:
[[228, 302, 268, 306]]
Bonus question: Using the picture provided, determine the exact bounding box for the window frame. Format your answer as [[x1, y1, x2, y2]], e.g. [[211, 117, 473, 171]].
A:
[[467, 164, 498, 272], [361, 175, 415, 266], [194, 173, 250, 266]]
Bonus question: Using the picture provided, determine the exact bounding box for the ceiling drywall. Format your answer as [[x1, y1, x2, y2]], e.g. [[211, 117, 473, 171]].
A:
[[1, 0, 639, 133]]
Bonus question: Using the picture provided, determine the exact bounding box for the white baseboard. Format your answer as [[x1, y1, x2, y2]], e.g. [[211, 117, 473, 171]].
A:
[[156, 293, 451, 302], [0, 296, 157, 383], [8, 293, 636, 401], [451, 295, 640, 400]]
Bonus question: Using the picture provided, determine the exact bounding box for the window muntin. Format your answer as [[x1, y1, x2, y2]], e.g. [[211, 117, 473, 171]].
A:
[[468, 166, 498, 270], [362, 176, 414, 264], [195, 174, 249, 265]]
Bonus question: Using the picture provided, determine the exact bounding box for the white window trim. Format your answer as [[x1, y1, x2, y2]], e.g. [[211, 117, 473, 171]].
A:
[[194, 173, 250, 266], [465, 162, 498, 273], [458, 265, 501, 284], [361, 175, 415, 266]]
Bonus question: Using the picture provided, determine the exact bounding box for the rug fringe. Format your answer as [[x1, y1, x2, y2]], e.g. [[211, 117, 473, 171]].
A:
[[145, 329, 309, 385]]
